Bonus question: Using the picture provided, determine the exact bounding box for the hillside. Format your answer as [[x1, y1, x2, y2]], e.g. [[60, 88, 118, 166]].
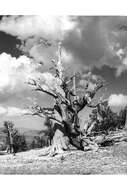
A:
[[0, 141, 127, 174]]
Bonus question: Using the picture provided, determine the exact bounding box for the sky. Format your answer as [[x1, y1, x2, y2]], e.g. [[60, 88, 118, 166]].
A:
[[0, 16, 127, 130]]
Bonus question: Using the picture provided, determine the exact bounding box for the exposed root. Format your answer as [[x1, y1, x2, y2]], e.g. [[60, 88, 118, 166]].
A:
[[81, 137, 99, 152], [48, 134, 70, 157], [39, 145, 68, 157], [39, 128, 70, 157], [38, 147, 51, 157]]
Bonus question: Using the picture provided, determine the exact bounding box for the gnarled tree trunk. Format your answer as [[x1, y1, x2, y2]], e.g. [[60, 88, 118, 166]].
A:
[[49, 123, 70, 156], [28, 42, 104, 156]]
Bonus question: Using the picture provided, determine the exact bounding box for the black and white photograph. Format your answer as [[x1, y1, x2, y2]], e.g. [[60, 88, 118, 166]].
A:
[[0, 14, 127, 175]]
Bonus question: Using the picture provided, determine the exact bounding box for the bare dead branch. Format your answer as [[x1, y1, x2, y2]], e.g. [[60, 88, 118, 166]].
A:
[[73, 79, 105, 113], [65, 72, 80, 85], [27, 79, 58, 99], [25, 104, 63, 125], [25, 112, 44, 118]]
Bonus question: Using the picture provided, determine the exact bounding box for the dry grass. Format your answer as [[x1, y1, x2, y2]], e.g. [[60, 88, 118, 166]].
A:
[[0, 143, 127, 174]]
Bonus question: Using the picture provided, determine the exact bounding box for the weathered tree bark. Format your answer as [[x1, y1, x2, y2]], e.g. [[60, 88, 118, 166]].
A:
[[27, 42, 105, 156], [29, 83, 104, 156], [42, 119, 84, 156], [49, 123, 70, 156]]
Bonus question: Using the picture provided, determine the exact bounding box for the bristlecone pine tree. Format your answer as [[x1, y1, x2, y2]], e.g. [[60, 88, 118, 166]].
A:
[[27, 42, 105, 156]]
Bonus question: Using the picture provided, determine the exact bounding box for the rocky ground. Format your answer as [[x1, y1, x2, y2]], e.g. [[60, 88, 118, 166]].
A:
[[0, 142, 127, 174]]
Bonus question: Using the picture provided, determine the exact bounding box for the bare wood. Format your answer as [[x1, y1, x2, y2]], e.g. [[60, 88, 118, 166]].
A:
[[93, 131, 127, 145], [26, 43, 108, 156], [28, 79, 58, 99]]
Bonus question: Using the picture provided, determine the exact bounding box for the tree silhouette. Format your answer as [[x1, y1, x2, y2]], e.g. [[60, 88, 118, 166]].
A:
[[3, 121, 28, 154], [3, 121, 17, 155]]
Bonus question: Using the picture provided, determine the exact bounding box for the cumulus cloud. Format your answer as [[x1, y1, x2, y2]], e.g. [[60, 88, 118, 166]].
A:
[[38, 72, 65, 96], [0, 50, 73, 96], [0, 16, 60, 40], [108, 94, 127, 108], [0, 15, 76, 41], [1, 16, 127, 77], [0, 15, 77, 64], [0, 106, 7, 115], [0, 105, 28, 116], [0, 52, 41, 92]]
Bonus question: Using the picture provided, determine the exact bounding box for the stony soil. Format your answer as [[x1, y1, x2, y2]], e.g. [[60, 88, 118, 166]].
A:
[[0, 142, 127, 174]]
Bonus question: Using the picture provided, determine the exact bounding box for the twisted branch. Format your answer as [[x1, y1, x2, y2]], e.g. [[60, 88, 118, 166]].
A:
[[25, 104, 62, 124], [27, 79, 58, 99]]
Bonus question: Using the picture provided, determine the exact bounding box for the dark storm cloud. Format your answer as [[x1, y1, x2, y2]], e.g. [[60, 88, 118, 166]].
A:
[[0, 31, 21, 57], [63, 17, 105, 64], [63, 16, 127, 75]]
